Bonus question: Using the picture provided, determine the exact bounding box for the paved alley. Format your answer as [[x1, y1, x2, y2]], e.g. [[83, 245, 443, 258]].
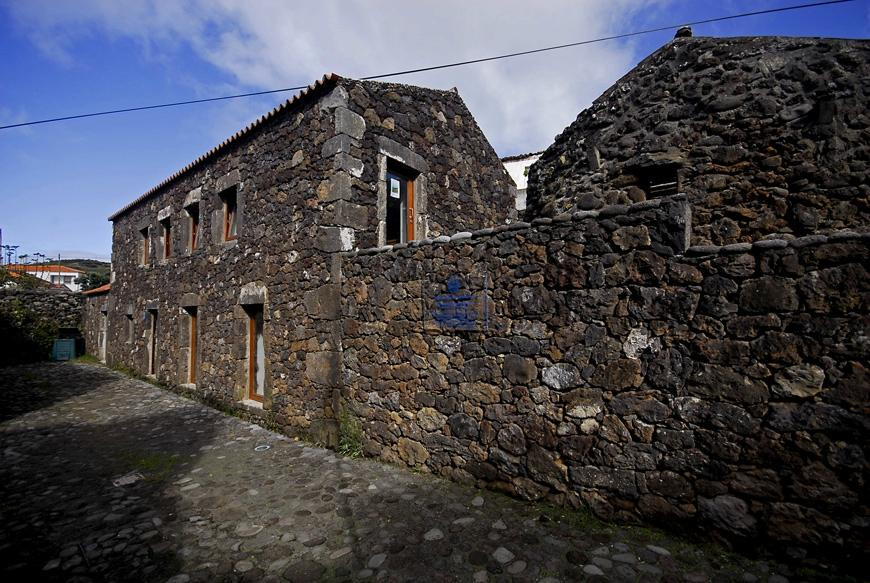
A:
[[0, 363, 802, 582]]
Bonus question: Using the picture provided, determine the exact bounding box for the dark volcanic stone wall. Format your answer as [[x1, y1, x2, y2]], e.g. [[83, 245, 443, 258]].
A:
[[528, 36, 870, 245], [82, 291, 107, 356], [100, 76, 513, 440], [340, 197, 869, 565], [0, 289, 82, 330]]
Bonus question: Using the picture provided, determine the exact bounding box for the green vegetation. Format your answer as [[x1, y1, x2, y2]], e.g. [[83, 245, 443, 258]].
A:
[[55, 259, 110, 278], [0, 298, 58, 365], [116, 450, 178, 484], [75, 272, 110, 291], [0, 266, 48, 289], [337, 407, 364, 458], [72, 353, 100, 364]]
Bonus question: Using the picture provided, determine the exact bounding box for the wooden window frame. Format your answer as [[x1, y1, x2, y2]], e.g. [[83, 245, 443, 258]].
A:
[[187, 203, 200, 252], [222, 189, 238, 242], [161, 217, 172, 260], [140, 227, 150, 266]]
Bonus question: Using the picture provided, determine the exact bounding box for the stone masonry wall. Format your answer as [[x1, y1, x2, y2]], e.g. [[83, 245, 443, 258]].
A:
[[99, 76, 514, 443], [528, 37, 870, 245], [340, 196, 868, 564], [0, 288, 83, 330]]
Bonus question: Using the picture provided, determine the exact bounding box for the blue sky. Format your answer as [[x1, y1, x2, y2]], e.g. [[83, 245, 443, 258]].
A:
[[1, 0, 867, 261]]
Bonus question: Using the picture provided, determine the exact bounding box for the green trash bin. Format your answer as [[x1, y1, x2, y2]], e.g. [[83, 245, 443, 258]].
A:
[[52, 338, 76, 361]]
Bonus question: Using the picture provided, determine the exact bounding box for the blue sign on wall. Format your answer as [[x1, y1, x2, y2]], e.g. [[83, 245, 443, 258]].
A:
[[432, 275, 488, 331]]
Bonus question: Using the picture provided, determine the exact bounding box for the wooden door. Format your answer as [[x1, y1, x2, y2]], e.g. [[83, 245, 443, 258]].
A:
[[386, 170, 415, 244], [248, 306, 264, 402]]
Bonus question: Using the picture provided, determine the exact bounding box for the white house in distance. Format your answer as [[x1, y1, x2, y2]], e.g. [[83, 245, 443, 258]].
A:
[[7, 264, 86, 291], [501, 151, 542, 213]]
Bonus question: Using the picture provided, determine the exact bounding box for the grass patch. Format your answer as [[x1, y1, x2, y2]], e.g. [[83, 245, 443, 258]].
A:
[[533, 497, 610, 533], [336, 407, 363, 459], [72, 353, 100, 364], [116, 451, 178, 484]]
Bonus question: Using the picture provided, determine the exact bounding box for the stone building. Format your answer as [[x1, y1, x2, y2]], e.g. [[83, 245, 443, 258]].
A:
[[83, 37, 868, 568], [527, 36, 870, 245], [96, 74, 515, 439], [501, 151, 542, 212]]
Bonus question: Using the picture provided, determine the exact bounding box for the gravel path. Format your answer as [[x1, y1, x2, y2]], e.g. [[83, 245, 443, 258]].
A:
[[0, 363, 796, 582]]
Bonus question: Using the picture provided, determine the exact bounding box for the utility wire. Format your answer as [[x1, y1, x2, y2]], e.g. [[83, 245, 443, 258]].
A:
[[0, 0, 856, 131]]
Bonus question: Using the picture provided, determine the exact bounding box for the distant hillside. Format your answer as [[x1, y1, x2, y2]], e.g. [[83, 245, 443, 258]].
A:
[[57, 259, 110, 278]]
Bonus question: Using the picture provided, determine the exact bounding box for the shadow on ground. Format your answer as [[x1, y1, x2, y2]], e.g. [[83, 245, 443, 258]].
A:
[[1, 363, 826, 583], [0, 363, 219, 582]]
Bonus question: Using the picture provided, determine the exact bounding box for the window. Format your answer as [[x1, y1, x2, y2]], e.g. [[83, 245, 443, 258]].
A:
[[386, 165, 415, 245], [221, 187, 238, 241], [246, 304, 264, 402], [64, 276, 74, 284], [160, 217, 172, 259], [186, 203, 200, 252], [185, 307, 198, 384], [641, 165, 679, 198], [126, 314, 134, 343], [51, 275, 59, 284], [140, 227, 150, 265]]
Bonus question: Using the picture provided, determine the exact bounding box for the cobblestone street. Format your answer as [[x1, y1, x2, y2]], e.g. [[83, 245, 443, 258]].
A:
[[1, 363, 800, 582]]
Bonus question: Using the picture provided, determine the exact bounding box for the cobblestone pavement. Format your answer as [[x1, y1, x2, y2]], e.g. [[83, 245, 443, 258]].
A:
[[1, 363, 802, 582]]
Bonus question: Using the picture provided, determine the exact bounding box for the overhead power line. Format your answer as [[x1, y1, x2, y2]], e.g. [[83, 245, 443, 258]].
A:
[[0, 0, 856, 131]]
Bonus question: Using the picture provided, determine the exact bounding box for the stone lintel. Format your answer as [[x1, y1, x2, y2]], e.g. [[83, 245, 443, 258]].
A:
[[239, 283, 267, 306], [377, 136, 429, 174], [183, 187, 202, 207], [215, 169, 240, 193], [180, 293, 200, 308]]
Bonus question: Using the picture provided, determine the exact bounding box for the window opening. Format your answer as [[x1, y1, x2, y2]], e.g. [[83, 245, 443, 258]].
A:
[[221, 187, 238, 241], [386, 165, 415, 245], [140, 227, 150, 265], [641, 166, 679, 198], [160, 217, 172, 259], [187, 203, 200, 252], [246, 305, 264, 402]]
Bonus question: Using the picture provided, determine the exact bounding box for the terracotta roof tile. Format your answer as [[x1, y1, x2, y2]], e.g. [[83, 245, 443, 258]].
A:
[[7, 264, 85, 274], [83, 283, 112, 295]]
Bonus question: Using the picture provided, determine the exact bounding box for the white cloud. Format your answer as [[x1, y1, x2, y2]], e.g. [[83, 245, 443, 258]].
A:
[[5, 0, 673, 154]]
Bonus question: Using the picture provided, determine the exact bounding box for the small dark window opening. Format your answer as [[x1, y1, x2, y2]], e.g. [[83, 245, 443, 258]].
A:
[[221, 187, 238, 241], [385, 162, 416, 245], [187, 203, 200, 252], [126, 314, 134, 343], [160, 217, 172, 259], [140, 227, 150, 265], [641, 166, 679, 198]]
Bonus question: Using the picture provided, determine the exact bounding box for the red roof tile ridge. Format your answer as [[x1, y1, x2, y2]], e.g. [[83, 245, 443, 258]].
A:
[[82, 283, 112, 295]]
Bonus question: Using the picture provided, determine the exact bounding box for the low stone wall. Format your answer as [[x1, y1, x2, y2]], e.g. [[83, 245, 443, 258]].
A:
[[340, 196, 868, 565], [0, 288, 82, 330], [0, 288, 83, 365]]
